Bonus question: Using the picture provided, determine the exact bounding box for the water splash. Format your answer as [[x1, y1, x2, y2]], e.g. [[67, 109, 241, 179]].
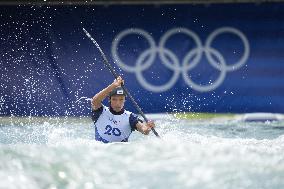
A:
[[1, 116, 284, 189]]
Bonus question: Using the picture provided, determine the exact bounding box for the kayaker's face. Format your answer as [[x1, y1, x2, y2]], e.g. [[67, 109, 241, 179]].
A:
[[110, 95, 125, 112]]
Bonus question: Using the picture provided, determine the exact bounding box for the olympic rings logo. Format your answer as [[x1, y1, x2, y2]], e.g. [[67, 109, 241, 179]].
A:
[[111, 27, 250, 92]]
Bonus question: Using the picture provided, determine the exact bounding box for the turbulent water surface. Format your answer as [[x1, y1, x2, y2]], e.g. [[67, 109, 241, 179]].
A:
[[0, 115, 284, 189]]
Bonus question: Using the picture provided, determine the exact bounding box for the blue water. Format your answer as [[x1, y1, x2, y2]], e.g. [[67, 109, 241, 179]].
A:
[[0, 116, 284, 189]]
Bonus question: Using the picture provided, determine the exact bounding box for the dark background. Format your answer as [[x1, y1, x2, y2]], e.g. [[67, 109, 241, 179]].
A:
[[0, 2, 284, 116]]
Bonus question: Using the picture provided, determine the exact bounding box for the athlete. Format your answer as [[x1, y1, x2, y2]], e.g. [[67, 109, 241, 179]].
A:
[[91, 76, 155, 143]]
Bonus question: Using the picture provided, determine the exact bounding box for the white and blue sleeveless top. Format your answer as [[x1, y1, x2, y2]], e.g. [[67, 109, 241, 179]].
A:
[[91, 105, 139, 143]]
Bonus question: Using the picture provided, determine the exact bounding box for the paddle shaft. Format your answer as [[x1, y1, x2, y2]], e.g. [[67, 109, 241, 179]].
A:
[[83, 28, 160, 138]]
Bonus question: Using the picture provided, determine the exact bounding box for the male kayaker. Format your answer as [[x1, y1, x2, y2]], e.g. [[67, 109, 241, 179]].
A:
[[91, 76, 155, 143]]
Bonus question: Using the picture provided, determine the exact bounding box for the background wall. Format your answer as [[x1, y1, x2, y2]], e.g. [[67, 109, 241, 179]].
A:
[[0, 2, 284, 116]]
